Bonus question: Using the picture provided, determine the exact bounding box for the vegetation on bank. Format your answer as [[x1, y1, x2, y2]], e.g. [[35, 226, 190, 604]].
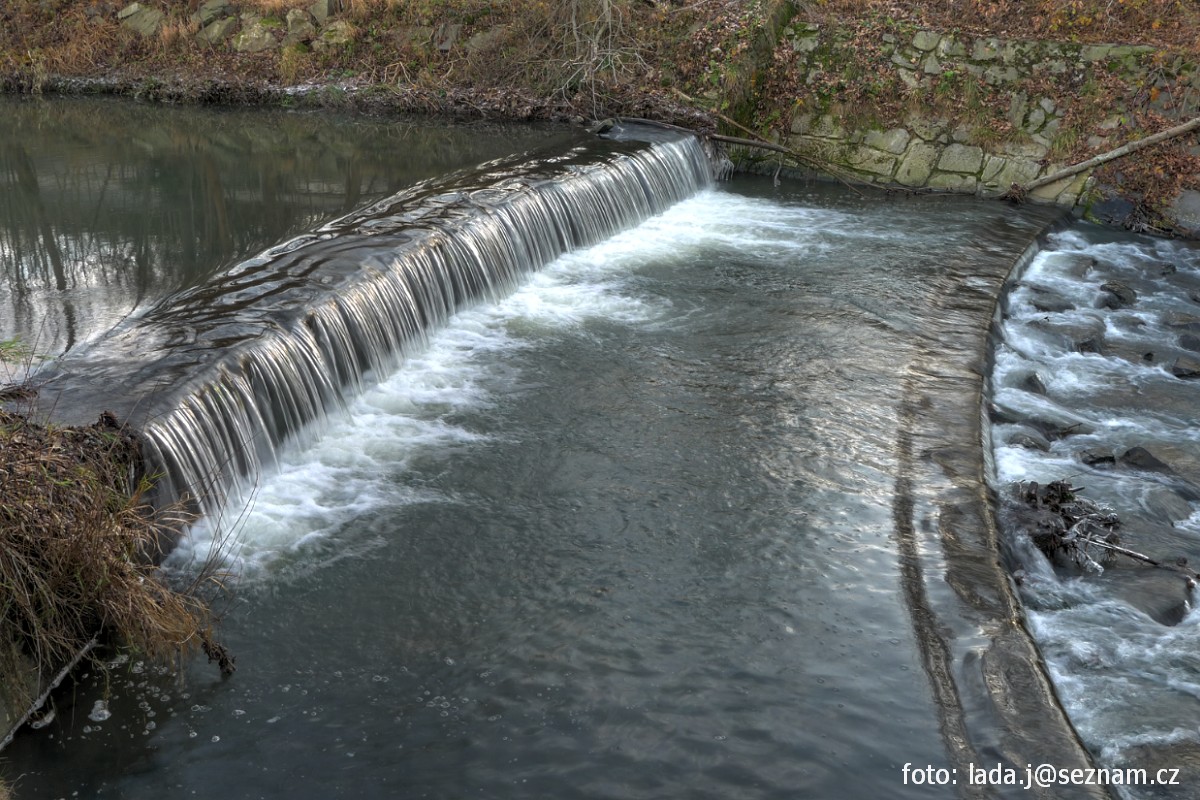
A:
[[0, 405, 231, 726]]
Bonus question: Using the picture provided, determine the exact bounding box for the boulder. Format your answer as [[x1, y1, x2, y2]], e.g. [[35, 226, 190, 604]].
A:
[[1118, 446, 1172, 473], [195, 0, 232, 26], [318, 19, 356, 48], [284, 9, 317, 45], [308, 0, 339, 25], [1098, 281, 1137, 309], [117, 2, 164, 37], [196, 16, 238, 45], [233, 20, 277, 53], [1171, 354, 1200, 379]]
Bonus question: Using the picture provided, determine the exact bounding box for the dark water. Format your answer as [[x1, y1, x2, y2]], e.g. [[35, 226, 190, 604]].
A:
[[1, 156, 1089, 798]]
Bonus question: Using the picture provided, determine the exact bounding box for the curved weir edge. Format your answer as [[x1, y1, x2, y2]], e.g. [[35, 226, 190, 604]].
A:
[[893, 209, 1113, 799], [29, 126, 714, 539], [0, 126, 714, 753]]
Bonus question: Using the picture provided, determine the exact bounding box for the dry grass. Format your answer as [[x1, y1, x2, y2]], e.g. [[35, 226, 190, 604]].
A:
[[0, 409, 229, 713]]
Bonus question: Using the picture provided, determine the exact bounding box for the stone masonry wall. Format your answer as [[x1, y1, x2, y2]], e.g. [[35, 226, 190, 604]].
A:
[[768, 22, 1200, 225]]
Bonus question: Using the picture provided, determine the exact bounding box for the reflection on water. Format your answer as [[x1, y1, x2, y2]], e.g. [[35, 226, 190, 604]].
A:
[[0, 96, 572, 363]]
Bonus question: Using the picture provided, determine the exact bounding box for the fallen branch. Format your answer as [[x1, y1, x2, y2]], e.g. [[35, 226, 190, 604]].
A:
[[669, 88, 874, 196], [1008, 115, 1200, 199], [1015, 479, 1200, 586]]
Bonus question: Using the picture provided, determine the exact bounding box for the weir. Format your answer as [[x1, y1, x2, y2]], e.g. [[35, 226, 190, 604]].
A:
[[23, 125, 713, 526]]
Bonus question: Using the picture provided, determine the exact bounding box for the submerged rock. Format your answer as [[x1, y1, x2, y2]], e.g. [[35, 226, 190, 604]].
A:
[[1098, 280, 1137, 309], [1170, 354, 1200, 379], [1119, 446, 1173, 473]]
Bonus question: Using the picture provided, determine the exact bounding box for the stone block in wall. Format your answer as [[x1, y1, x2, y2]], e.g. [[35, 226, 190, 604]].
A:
[[937, 143, 984, 174], [972, 38, 1000, 60], [864, 128, 910, 154], [1029, 172, 1076, 202], [895, 141, 940, 187], [912, 30, 941, 52], [790, 112, 813, 134], [984, 64, 1021, 84], [937, 37, 966, 58], [980, 157, 1041, 194], [997, 140, 1049, 160], [906, 115, 947, 142], [810, 115, 846, 139], [848, 148, 898, 178], [927, 172, 978, 192]]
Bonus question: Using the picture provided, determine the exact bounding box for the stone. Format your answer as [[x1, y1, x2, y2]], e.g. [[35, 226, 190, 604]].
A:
[[196, 0, 232, 26], [922, 53, 942, 75], [1026, 288, 1075, 313], [465, 27, 507, 54], [283, 9, 316, 44], [1165, 313, 1200, 333], [936, 37, 966, 58], [1119, 446, 1173, 473], [895, 141, 940, 187], [1008, 431, 1051, 451], [911, 30, 940, 52], [1080, 448, 1116, 467], [1029, 174, 1075, 202], [863, 127, 910, 154], [1180, 333, 1200, 352], [435, 22, 461, 51], [983, 65, 1020, 84], [847, 148, 897, 178], [308, 0, 339, 25], [1098, 281, 1137, 309], [1018, 372, 1047, 395], [997, 140, 1049, 160], [233, 20, 277, 52], [1024, 106, 1046, 132], [905, 115, 946, 142], [1170, 189, 1200, 233], [789, 113, 813, 135], [972, 38, 999, 60], [1007, 91, 1028, 128], [117, 3, 164, 37], [897, 68, 923, 90], [926, 171, 977, 192], [937, 143, 984, 174], [196, 16, 237, 45], [319, 19, 356, 47], [1171, 354, 1200, 379], [810, 115, 845, 139]]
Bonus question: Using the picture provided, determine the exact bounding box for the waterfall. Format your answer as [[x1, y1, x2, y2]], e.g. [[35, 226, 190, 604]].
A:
[[43, 126, 712, 526]]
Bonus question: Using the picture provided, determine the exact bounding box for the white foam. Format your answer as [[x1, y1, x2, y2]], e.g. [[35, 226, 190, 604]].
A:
[[168, 189, 799, 580]]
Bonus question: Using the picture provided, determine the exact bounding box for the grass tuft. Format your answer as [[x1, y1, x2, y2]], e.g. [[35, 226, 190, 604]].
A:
[[0, 407, 230, 717]]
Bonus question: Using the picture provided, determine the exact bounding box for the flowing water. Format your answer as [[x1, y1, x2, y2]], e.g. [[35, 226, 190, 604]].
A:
[[0, 98, 1138, 799], [990, 226, 1200, 795]]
